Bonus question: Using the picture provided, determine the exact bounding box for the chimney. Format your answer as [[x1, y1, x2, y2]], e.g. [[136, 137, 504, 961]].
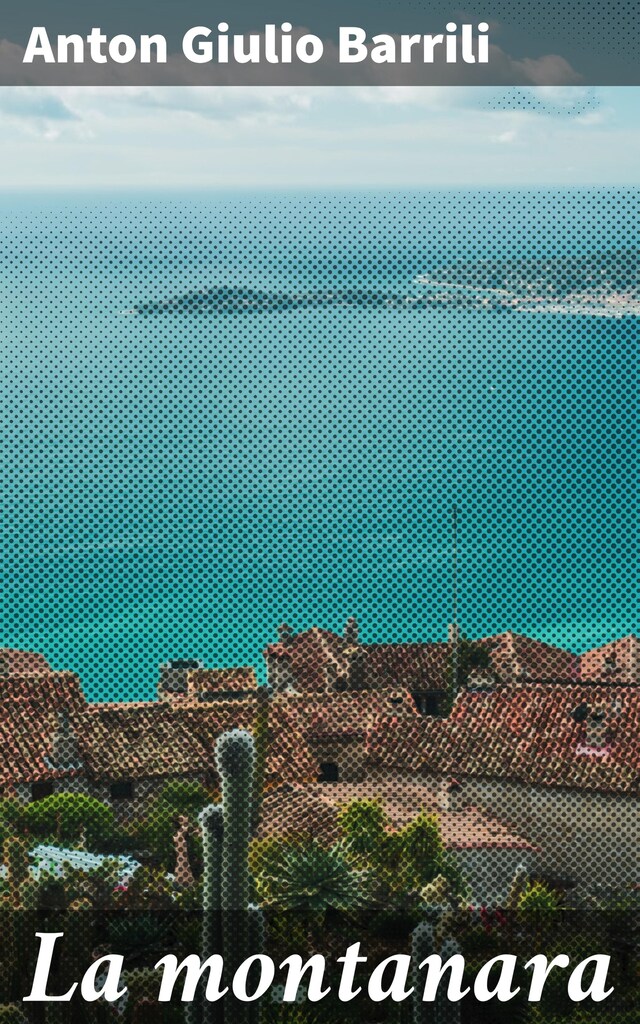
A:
[[448, 623, 460, 645], [277, 623, 294, 645], [344, 616, 359, 645], [264, 648, 296, 693], [158, 659, 203, 701], [46, 710, 82, 771], [603, 652, 619, 678]]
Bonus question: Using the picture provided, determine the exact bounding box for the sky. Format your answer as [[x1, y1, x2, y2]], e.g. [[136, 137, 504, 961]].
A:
[[0, 86, 639, 189]]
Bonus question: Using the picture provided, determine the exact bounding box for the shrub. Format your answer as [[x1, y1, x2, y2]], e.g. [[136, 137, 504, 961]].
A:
[[518, 880, 560, 917], [0, 1005, 28, 1024], [337, 798, 389, 863], [0, 799, 26, 831], [22, 793, 116, 847], [152, 779, 212, 814], [392, 812, 447, 891], [3, 837, 30, 889], [256, 838, 371, 920], [249, 834, 295, 879], [137, 779, 213, 867]]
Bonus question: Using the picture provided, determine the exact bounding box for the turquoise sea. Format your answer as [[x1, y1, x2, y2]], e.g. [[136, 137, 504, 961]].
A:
[[0, 190, 637, 699]]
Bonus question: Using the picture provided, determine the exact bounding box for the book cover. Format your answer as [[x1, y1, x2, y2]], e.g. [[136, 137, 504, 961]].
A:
[[0, 3, 637, 1022]]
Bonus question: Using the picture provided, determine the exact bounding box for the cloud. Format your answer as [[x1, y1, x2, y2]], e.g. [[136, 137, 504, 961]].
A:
[[0, 85, 83, 141], [0, 81, 636, 189], [492, 129, 518, 143], [509, 56, 582, 87], [0, 85, 77, 121], [104, 85, 314, 122]]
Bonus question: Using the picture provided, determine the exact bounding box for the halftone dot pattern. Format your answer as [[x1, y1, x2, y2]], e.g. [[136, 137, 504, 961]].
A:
[[484, 89, 599, 115], [489, 1, 640, 58], [393, 0, 640, 60], [0, 191, 637, 1020]]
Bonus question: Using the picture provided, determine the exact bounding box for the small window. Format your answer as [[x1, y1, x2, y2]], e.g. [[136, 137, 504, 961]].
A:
[[570, 702, 589, 723], [412, 692, 440, 716], [110, 781, 134, 800], [31, 780, 54, 802], [319, 762, 339, 783]]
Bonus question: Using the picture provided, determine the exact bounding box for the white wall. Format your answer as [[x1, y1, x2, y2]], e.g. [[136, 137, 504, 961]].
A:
[[426, 774, 638, 896]]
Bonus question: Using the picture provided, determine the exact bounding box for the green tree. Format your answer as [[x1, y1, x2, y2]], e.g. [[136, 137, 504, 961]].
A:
[[337, 798, 389, 865], [0, 1005, 28, 1024], [339, 802, 462, 914], [154, 779, 211, 814], [393, 812, 447, 891], [2, 836, 30, 908], [0, 798, 27, 833], [134, 779, 212, 866], [22, 793, 116, 848], [518, 880, 560, 949]]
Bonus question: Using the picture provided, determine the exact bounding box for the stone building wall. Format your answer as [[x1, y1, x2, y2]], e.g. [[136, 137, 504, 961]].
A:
[[425, 773, 638, 894], [308, 738, 368, 782]]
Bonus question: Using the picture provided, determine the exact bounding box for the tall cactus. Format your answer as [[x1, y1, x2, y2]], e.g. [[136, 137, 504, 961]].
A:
[[190, 804, 224, 1024], [216, 727, 255, 941], [190, 729, 262, 1024], [200, 804, 224, 961], [223, 727, 261, 1024]]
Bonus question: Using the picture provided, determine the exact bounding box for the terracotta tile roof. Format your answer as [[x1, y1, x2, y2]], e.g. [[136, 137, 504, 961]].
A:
[[0, 669, 85, 709], [0, 649, 52, 679], [0, 671, 88, 786], [360, 643, 450, 692], [579, 635, 640, 684], [477, 632, 578, 683], [257, 783, 341, 844], [0, 698, 80, 786], [265, 627, 349, 691], [265, 628, 450, 693], [157, 666, 258, 703], [276, 689, 419, 741], [0, 686, 316, 787], [78, 704, 216, 780], [436, 805, 538, 852], [75, 698, 317, 783], [265, 626, 581, 694], [187, 667, 258, 697], [259, 781, 537, 852], [367, 684, 640, 794]]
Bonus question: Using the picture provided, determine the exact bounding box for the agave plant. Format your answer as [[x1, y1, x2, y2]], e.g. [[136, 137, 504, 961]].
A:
[[257, 839, 371, 929]]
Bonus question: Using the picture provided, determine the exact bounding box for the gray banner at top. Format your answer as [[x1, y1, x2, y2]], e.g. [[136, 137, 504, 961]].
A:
[[0, 0, 638, 85]]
